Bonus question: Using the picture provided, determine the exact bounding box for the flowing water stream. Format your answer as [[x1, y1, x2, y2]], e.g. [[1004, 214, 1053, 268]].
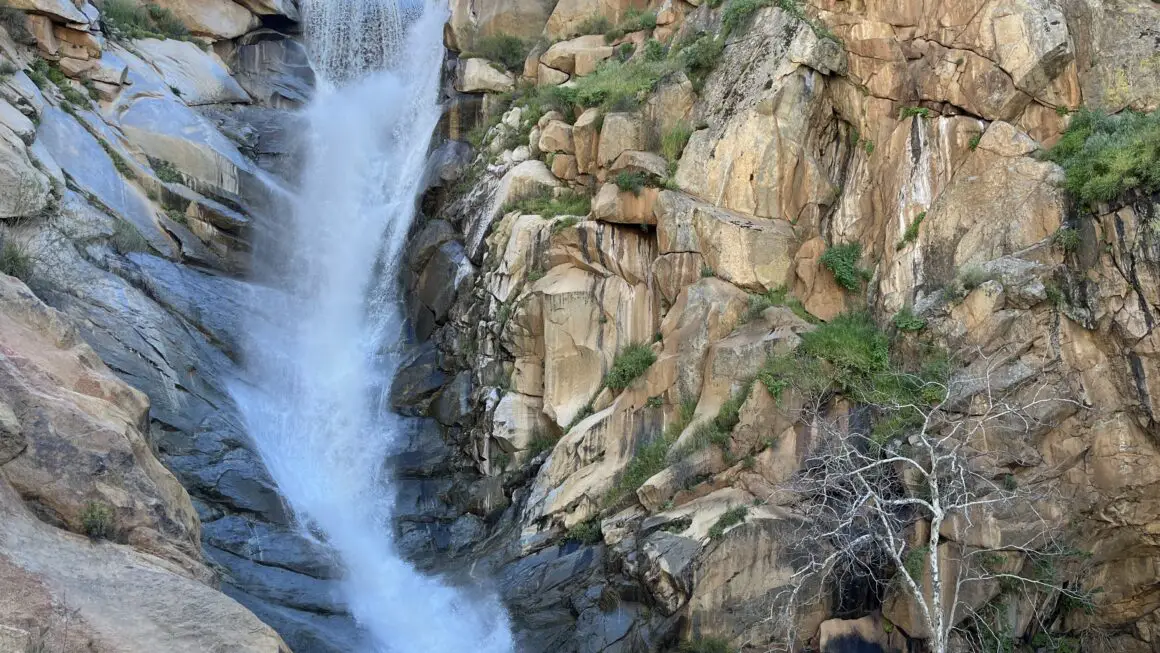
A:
[[231, 1, 514, 650]]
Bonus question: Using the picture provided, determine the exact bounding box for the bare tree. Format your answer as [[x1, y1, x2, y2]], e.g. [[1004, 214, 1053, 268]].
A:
[[771, 351, 1090, 653]]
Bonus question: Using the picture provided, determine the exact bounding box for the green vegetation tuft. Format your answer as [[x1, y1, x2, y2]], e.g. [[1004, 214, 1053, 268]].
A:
[[604, 8, 656, 43], [672, 33, 723, 91], [820, 242, 869, 291], [708, 506, 748, 539], [81, 501, 115, 539], [101, 0, 192, 41], [551, 216, 581, 234], [604, 343, 657, 392], [565, 518, 602, 545], [1053, 226, 1082, 253], [152, 159, 182, 184], [968, 133, 982, 151], [742, 286, 818, 324], [614, 170, 649, 195], [643, 38, 667, 62], [0, 241, 32, 280], [899, 106, 933, 120], [505, 188, 591, 218], [576, 15, 613, 36], [0, 7, 34, 45], [462, 34, 530, 71], [662, 122, 693, 166], [721, 0, 838, 43], [603, 434, 670, 507], [700, 264, 714, 278], [1043, 108, 1160, 205], [892, 307, 926, 332], [895, 211, 925, 250]]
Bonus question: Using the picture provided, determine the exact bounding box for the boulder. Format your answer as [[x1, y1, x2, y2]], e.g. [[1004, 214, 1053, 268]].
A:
[[537, 63, 569, 86], [148, 0, 259, 40], [660, 279, 749, 401], [591, 183, 659, 225], [609, 150, 668, 178], [447, 0, 557, 49], [233, 0, 299, 20], [573, 108, 601, 174], [0, 125, 50, 219], [537, 119, 574, 154], [540, 35, 613, 75], [598, 112, 644, 168], [456, 58, 516, 94], [694, 204, 798, 292], [545, 0, 649, 39], [5, 0, 87, 24]]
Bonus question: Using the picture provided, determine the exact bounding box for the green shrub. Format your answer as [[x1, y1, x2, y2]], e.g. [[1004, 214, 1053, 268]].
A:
[[551, 216, 580, 234], [820, 242, 868, 291], [604, 8, 656, 43], [576, 14, 612, 36], [566, 518, 602, 544], [616, 42, 635, 62], [643, 38, 667, 62], [614, 170, 649, 195], [899, 106, 933, 120], [505, 188, 591, 218], [892, 307, 926, 332], [708, 506, 748, 539], [604, 343, 657, 391], [679, 637, 735, 653], [550, 56, 670, 112], [101, 0, 191, 41], [661, 121, 693, 164], [895, 211, 925, 250], [462, 34, 529, 71], [603, 434, 670, 507], [80, 501, 115, 539], [968, 133, 982, 151], [0, 241, 32, 280], [0, 61, 17, 77], [800, 312, 888, 378], [1043, 108, 1160, 205], [700, 264, 714, 278], [526, 267, 545, 282], [742, 286, 817, 324], [665, 397, 698, 441], [673, 33, 723, 90], [151, 159, 182, 184], [1053, 226, 1082, 253]]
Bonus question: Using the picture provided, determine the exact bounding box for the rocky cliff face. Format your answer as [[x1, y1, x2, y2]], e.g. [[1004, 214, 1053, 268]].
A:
[[406, 0, 1160, 651], [1, 0, 1160, 652]]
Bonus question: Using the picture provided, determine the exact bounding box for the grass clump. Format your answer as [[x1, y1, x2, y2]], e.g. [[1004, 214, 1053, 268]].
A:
[[603, 434, 670, 507], [677, 383, 751, 457], [462, 34, 529, 71], [895, 211, 925, 250], [152, 159, 182, 184], [604, 343, 657, 391], [576, 14, 613, 36], [661, 121, 693, 166], [0, 241, 32, 280], [892, 307, 926, 332], [550, 56, 671, 112], [672, 33, 723, 91], [100, 0, 191, 41], [28, 59, 88, 106], [551, 216, 580, 234], [700, 264, 714, 278], [899, 106, 933, 120], [721, 0, 837, 43], [614, 170, 650, 195], [1043, 108, 1160, 205], [820, 242, 869, 291], [505, 188, 591, 218], [643, 38, 667, 62], [708, 506, 748, 539], [968, 133, 982, 151], [1053, 226, 1082, 253], [604, 8, 656, 43], [742, 286, 817, 324], [565, 518, 602, 545], [80, 501, 115, 539]]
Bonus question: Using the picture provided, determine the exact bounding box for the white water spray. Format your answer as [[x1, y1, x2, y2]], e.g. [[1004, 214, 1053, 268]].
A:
[[232, 1, 514, 651]]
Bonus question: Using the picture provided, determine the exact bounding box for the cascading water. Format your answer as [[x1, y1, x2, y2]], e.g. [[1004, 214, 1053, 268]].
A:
[[230, 1, 514, 651]]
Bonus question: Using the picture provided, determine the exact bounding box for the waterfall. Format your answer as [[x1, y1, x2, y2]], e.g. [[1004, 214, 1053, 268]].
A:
[[230, 1, 515, 651]]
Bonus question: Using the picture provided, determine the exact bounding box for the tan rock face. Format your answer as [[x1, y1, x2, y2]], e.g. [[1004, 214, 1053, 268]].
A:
[[597, 112, 644, 168], [149, 0, 258, 40], [0, 274, 286, 653], [449, 0, 558, 48], [694, 204, 798, 292], [540, 35, 613, 75], [545, 0, 649, 39], [456, 57, 516, 93]]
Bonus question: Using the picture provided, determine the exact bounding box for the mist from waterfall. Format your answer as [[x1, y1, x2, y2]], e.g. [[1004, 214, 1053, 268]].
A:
[[230, 1, 514, 651]]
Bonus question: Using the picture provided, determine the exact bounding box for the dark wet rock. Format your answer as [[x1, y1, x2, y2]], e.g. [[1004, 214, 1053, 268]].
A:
[[230, 30, 315, 108], [389, 342, 448, 413]]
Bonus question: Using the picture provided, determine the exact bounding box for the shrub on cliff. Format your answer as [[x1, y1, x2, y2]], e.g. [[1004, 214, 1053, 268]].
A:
[[81, 501, 115, 540], [604, 343, 656, 391], [100, 0, 190, 41], [461, 34, 529, 72], [820, 242, 869, 291], [1044, 108, 1160, 206]]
